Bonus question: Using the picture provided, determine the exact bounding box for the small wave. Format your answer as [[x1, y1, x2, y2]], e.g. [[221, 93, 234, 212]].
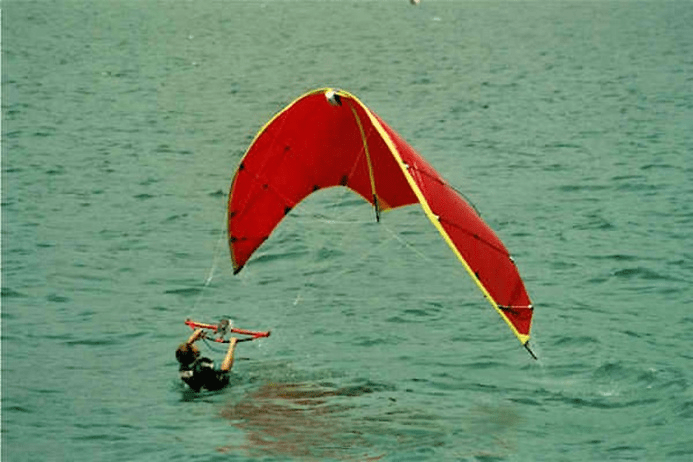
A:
[[45, 166, 66, 175], [155, 144, 174, 153], [386, 315, 411, 324], [46, 294, 71, 303], [4, 405, 33, 414], [28, 387, 61, 395], [641, 163, 679, 171], [163, 213, 188, 222], [667, 446, 693, 459], [580, 395, 659, 410], [573, 213, 615, 231], [1, 287, 27, 298], [676, 400, 693, 419], [611, 174, 646, 182], [587, 254, 638, 262], [164, 287, 203, 297], [613, 267, 669, 280], [354, 336, 391, 347], [592, 361, 629, 380], [403, 308, 433, 317], [34, 129, 56, 138], [252, 249, 309, 266], [65, 338, 120, 346], [72, 433, 128, 442], [556, 183, 612, 193], [459, 360, 506, 371], [551, 335, 600, 347]]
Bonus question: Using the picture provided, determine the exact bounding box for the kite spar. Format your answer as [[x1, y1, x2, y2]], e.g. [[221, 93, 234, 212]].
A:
[[227, 88, 536, 358]]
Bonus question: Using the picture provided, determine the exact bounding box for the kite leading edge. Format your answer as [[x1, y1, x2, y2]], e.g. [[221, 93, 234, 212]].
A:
[[227, 88, 536, 358]]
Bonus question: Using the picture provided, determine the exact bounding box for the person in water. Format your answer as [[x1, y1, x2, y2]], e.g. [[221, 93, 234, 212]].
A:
[[176, 328, 237, 392]]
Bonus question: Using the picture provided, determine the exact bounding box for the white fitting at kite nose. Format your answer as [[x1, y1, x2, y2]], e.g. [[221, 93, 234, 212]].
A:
[[325, 89, 341, 106]]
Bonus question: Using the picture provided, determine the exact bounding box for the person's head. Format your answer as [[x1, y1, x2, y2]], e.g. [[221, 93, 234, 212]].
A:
[[176, 343, 200, 366]]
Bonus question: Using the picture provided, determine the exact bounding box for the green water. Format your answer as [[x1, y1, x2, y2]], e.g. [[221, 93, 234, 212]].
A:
[[3, 1, 692, 460]]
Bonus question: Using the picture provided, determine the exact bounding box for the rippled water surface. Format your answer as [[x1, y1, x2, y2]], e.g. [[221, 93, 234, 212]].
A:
[[3, 1, 693, 460]]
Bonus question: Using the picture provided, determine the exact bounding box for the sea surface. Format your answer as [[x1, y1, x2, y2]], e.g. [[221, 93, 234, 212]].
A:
[[3, 0, 692, 460]]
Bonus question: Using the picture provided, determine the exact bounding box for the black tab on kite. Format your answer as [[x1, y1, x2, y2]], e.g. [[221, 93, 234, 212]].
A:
[[524, 342, 538, 360], [498, 305, 519, 315], [373, 195, 381, 223]]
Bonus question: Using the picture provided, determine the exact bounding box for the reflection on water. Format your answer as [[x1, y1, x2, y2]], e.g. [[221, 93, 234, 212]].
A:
[[216, 375, 523, 460], [218, 380, 389, 460]]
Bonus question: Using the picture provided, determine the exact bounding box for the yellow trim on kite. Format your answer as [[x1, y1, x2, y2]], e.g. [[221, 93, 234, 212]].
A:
[[335, 89, 530, 346], [347, 102, 381, 216]]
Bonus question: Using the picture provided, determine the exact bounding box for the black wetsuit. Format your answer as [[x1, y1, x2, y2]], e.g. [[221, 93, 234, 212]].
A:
[[179, 357, 230, 392]]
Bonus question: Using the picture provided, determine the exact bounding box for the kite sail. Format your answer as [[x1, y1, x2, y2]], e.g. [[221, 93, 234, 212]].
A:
[[227, 88, 536, 357]]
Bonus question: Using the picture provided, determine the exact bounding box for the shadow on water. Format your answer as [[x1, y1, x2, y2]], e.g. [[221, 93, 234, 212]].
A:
[[212, 375, 523, 461], [216, 380, 391, 460]]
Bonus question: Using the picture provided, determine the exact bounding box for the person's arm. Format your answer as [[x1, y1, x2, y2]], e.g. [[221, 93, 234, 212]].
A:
[[220, 337, 238, 372], [186, 328, 205, 345]]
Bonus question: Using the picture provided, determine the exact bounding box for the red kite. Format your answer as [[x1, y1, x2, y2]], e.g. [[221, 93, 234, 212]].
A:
[[228, 88, 536, 357]]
